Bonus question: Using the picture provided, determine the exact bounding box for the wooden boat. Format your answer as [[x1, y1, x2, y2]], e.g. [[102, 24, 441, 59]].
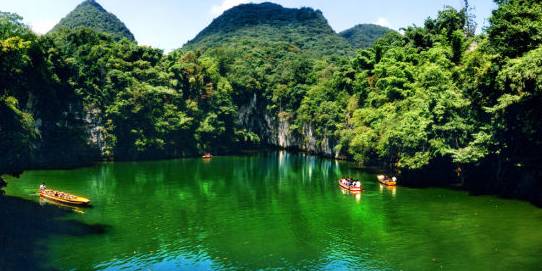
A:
[[377, 175, 397, 186], [39, 189, 91, 206], [338, 179, 363, 192], [202, 153, 213, 159]]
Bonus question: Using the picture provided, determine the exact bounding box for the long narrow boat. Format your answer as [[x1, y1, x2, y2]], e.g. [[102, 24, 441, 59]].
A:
[[338, 179, 363, 192], [377, 175, 397, 186], [39, 189, 91, 206], [202, 153, 213, 159]]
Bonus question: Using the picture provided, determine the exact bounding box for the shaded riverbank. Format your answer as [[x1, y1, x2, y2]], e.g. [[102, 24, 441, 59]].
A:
[[0, 195, 109, 270]]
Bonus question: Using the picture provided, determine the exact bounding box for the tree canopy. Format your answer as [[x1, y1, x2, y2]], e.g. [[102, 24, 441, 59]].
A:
[[1, 0, 541, 204]]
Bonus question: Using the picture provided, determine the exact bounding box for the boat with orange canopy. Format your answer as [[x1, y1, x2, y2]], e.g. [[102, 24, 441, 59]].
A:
[[377, 175, 397, 186]]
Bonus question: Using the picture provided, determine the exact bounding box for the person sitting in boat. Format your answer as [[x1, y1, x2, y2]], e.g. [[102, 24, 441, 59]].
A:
[[39, 183, 46, 191], [392, 177, 397, 182]]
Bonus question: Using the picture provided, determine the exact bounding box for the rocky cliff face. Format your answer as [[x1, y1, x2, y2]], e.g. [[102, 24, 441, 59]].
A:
[[16, 85, 101, 169], [85, 107, 111, 158], [236, 93, 341, 157]]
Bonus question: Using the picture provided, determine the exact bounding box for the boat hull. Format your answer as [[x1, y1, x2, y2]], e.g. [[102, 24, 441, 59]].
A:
[[377, 175, 397, 186], [378, 180, 397, 186], [39, 190, 91, 206], [338, 180, 363, 192]]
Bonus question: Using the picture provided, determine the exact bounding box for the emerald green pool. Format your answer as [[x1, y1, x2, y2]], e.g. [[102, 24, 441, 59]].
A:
[[3, 152, 542, 270]]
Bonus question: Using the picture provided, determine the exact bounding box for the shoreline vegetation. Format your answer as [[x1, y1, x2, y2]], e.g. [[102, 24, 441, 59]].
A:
[[1, 0, 542, 206]]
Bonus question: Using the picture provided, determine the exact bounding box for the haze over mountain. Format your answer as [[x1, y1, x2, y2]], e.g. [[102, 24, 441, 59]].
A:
[[340, 24, 395, 49], [49, 0, 135, 41]]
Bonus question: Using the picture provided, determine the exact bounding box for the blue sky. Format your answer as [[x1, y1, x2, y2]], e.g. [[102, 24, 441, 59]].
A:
[[0, 0, 497, 51]]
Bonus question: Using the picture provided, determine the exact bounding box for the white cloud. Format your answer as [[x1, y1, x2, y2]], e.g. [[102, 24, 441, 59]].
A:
[[375, 17, 391, 28], [211, 0, 254, 16], [30, 20, 57, 34]]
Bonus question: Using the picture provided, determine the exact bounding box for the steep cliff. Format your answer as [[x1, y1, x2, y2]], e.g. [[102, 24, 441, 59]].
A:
[[236, 93, 341, 157], [186, 2, 351, 156]]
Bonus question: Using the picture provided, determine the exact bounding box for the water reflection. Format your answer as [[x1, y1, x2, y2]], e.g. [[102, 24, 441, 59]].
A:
[[39, 196, 86, 214], [379, 184, 397, 197], [4, 152, 542, 270], [340, 188, 363, 203]]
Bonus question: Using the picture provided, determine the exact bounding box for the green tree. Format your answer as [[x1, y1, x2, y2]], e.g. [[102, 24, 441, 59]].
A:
[[487, 0, 542, 58]]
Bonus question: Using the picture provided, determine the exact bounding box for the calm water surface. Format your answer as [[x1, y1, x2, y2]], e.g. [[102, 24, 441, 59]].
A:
[[4, 152, 542, 270]]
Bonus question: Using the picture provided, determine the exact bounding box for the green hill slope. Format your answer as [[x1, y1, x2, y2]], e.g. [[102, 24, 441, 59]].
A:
[[50, 0, 135, 41], [340, 24, 395, 48], [184, 2, 352, 57]]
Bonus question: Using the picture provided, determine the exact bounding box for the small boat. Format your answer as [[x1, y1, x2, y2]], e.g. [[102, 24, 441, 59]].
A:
[[377, 175, 397, 186], [39, 189, 91, 206], [202, 153, 213, 159], [338, 178, 363, 192]]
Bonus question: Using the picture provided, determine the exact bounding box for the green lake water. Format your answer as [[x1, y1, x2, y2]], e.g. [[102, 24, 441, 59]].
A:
[[3, 152, 542, 270]]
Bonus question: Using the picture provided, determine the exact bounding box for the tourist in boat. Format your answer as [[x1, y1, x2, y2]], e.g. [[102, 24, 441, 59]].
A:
[[39, 183, 46, 191], [392, 176, 397, 182]]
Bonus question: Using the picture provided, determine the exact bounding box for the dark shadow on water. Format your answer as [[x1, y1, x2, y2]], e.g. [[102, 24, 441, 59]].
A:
[[0, 195, 109, 270]]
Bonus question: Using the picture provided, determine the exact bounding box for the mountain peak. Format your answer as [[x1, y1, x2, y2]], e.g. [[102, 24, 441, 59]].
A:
[[340, 24, 395, 49], [186, 2, 352, 56], [50, 0, 135, 41], [192, 2, 330, 39]]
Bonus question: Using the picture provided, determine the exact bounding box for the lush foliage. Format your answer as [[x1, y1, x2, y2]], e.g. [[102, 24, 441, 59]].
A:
[[0, 12, 92, 174], [45, 29, 245, 160], [1, 1, 541, 203], [487, 0, 542, 58]]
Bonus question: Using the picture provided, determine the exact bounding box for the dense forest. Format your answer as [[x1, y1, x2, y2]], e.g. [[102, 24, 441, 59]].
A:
[[1, 0, 541, 205]]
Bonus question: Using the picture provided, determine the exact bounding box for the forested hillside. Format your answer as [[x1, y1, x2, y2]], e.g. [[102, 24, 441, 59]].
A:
[[184, 3, 357, 152], [185, 2, 352, 56], [340, 24, 395, 48], [49, 0, 135, 41], [1, 0, 541, 205]]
